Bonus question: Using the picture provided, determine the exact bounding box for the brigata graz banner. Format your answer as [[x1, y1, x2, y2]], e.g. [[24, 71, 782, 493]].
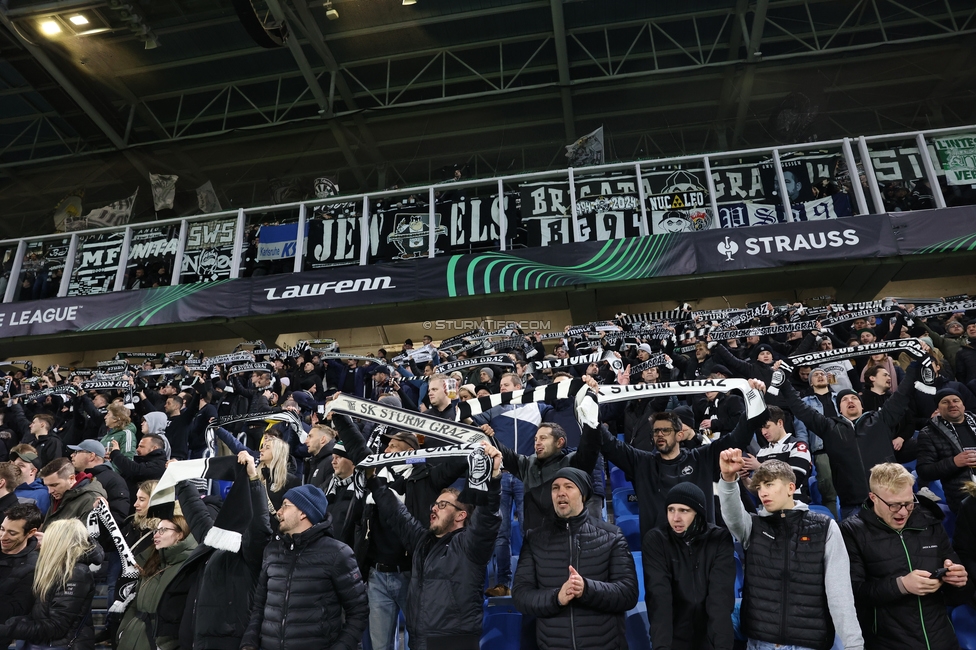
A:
[[0, 208, 972, 340]]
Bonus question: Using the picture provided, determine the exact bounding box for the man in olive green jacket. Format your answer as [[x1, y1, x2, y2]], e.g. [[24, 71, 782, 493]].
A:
[[39, 457, 108, 530]]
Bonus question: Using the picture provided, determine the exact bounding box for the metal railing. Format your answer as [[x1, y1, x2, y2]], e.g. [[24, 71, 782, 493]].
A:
[[2, 122, 974, 305]]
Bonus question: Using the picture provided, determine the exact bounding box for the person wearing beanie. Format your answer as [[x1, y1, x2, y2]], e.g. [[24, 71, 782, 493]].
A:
[[917, 387, 976, 512], [324, 437, 364, 548], [241, 481, 368, 650], [643, 482, 735, 650], [513, 463, 638, 650], [366, 443, 504, 650], [718, 450, 864, 650]]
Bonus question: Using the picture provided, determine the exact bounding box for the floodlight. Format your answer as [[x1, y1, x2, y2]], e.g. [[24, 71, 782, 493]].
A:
[[40, 20, 61, 35]]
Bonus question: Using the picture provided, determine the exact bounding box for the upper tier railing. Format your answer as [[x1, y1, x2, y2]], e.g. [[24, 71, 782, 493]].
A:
[[2, 123, 974, 304]]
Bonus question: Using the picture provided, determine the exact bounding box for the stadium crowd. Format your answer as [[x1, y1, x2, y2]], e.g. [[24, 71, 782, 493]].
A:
[[2, 296, 976, 650]]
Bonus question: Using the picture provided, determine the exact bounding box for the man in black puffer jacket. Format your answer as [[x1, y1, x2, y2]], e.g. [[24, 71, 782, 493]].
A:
[[368, 443, 503, 650], [513, 467, 638, 650], [842, 462, 973, 650], [241, 484, 368, 650], [916, 388, 976, 513], [0, 503, 42, 649], [643, 483, 735, 650]]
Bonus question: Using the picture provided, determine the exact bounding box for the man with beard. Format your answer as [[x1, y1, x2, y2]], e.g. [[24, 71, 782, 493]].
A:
[[590, 379, 769, 541], [366, 443, 502, 650], [484, 422, 600, 597], [917, 388, 976, 513]]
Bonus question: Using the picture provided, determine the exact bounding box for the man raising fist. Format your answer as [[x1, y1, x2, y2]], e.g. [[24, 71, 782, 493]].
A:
[[717, 448, 864, 650]]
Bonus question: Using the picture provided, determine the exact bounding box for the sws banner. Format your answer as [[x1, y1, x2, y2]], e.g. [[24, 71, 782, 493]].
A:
[[180, 219, 236, 284]]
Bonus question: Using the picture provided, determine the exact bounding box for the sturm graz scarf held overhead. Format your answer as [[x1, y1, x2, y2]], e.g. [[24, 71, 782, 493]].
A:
[[437, 355, 514, 375], [326, 394, 488, 445], [597, 378, 768, 420], [767, 338, 936, 395], [531, 350, 623, 372], [349, 444, 493, 499], [209, 409, 304, 437]]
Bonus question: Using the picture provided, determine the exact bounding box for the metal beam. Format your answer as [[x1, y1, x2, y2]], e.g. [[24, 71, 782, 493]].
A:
[[263, 0, 368, 188], [550, 0, 576, 143], [287, 1, 385, 169], [731, 0, 770, 146]]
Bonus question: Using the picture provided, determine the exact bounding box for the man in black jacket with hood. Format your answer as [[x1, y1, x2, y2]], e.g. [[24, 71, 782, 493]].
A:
[[841, 462, 972, 650], [368, 443, 502, 650], [513, 467, 638, 650], [643, 482, 734, 650], [303, 423, 336, 489]]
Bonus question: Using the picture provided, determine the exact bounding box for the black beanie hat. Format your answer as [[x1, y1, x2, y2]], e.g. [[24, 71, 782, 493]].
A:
[[936, 387, 963, 404], [553, 467, 592, 501], [836, 388, 860, 402], [666, 482, 707, 518]]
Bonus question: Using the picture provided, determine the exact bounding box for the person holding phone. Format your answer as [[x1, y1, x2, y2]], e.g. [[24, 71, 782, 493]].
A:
[[841, 463, 972, 650]]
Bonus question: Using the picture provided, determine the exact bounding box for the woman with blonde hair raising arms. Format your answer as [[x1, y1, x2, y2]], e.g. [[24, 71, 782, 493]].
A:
[[0, 518, 103, 650]]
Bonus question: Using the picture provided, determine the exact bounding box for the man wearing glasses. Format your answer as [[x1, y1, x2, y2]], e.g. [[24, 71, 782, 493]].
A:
[[591, 378, 769, 541], [841, 463, 972, 650], [366, 443, 503, 650]]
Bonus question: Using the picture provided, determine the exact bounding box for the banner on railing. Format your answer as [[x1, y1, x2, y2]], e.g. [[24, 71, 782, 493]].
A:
[[257, 223, 308, 261], [520, 177, 643, 246], [67, 232, 125, 296], [933, 134, 976, 186], [0, 207, 973, 338], [180, 219, 236, 284]]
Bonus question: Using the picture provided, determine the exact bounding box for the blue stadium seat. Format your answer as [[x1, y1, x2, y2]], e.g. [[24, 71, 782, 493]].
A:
[[482, 597, 520, 649], [939, 503, 957, 540], [809, 504, 836, 520], [733, 551, 744, 599], [632, 551, 645, 603], [510, 519, 523, 557], [902, 459, 917, 473], [929, 479, 947, 502], [616, 515, 642, 551], [624, 602, 652, 650], [809, 474, 823, 506], [609, 464, 632, 491], [612, 487, 639, 518], [952, 604, 976, 650]]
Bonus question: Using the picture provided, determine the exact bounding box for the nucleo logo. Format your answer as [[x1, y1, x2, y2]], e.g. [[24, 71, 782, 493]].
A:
[[717, 229, 860, 261]]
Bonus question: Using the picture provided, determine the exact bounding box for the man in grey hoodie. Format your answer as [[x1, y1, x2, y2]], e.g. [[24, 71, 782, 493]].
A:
[[718, 450, 863, 650]]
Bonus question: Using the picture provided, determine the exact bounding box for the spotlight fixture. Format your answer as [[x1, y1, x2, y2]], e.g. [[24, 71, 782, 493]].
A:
[[68, 15, 89, 25], [40, 19, 61, 35], [324, 1, 339, 20], [402, 0, 417, 5]]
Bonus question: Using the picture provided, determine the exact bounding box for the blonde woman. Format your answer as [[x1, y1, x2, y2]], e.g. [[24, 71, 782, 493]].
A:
[[0, 518, 103, 650], [116, 515, 197, 650], [214, 427, 299, 511], [100, 403, 137, 462]]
